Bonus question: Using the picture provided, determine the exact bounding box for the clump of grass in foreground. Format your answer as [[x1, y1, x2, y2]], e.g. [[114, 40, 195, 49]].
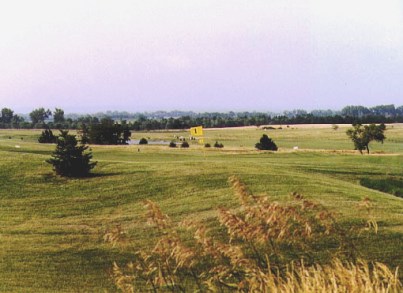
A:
[[106, 177, 401, 292]]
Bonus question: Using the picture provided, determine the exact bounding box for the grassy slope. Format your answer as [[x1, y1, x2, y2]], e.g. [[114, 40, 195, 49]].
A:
[[0, 124, 402, 292]]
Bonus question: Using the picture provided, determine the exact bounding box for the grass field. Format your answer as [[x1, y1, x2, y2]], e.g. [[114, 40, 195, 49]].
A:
[[0, 124, 402, 292]]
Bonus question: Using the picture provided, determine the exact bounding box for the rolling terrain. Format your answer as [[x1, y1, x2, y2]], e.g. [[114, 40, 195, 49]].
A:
[[0, 124, 402, 292]]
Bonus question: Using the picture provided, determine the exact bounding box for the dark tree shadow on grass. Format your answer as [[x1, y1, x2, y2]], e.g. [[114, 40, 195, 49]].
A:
[[42, 172, 122, 181]]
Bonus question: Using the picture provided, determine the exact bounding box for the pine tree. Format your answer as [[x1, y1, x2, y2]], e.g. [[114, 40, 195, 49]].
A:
[[38, 128, 57, 143], [255, 134, 278, 151], [47, 130, 97, 177]]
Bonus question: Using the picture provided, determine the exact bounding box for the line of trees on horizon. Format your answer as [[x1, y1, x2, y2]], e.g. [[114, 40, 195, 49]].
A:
[[1, 104, 403, 130]]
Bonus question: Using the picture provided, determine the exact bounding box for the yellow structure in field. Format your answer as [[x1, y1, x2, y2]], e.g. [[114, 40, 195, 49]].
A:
[[190, 126, 203, 136]]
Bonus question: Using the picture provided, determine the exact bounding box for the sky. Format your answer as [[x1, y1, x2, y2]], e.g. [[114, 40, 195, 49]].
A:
[[0, 0, 402, 113]]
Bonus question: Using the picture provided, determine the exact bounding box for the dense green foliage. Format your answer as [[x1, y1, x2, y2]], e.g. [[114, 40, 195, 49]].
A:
[[81, 118, 131, 145], [53, 108, 65, 125], [1, 108, 14, 123], [46, 130, 97, 177], [255, 134, 278, 151], [346, 123, 386, 154], [38, 129, 57, 143], [0, 107, 24, 128], [29, 108, 52, 126]]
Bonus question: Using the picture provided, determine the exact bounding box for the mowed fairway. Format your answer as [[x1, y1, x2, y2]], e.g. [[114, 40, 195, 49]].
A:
[[0, 124, 402, 292]]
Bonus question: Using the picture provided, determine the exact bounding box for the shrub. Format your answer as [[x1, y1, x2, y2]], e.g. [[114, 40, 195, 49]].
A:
[[169, 141, 176, 148], [38, 128, 57, 143], [255, 134, 278, 151], [204, 143, 211, 148], [46, 130, 97, 177], [214, 141, 224, 148], [139, 138, 148, 145], [181, 141, 189, 148]]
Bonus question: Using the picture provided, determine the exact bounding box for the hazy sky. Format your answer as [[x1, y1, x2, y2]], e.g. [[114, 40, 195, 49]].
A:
[[0, 0, 402, 113]]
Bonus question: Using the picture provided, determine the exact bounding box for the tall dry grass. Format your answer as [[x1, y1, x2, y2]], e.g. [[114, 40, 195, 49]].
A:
[[106, 177, 401, 292]]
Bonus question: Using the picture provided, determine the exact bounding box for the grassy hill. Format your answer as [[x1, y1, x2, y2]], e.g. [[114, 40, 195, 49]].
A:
[[0, 124, 402, 291]]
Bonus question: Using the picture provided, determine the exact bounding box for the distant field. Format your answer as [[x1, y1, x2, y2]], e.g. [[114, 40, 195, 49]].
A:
[[0, 124, 402, 292]]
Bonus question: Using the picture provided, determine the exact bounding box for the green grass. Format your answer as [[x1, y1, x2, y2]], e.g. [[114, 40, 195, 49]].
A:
[[0, 124, 402, 291], [360, 177, 403, 198]]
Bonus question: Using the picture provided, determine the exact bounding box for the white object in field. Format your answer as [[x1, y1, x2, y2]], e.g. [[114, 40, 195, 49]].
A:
[[293, 146, 299, 150], [15, 145, 21, 148]]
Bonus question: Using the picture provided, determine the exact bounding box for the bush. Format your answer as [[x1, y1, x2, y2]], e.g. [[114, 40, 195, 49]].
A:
[[169, 141, 176, 148], [38, 128, 57, 143], [204, 143, 211, 148], [46, 130, 96, 177], [181, 141, 189, 148], [214, 141, 224, 148], [139, 138, 148, 145], [255, 134, 278, 151]]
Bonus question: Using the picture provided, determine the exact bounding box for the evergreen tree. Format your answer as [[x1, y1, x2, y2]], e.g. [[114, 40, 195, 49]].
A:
[[255, 134, 278, 151], [47, 130, 96, 177], [38, 128, 57, 143]]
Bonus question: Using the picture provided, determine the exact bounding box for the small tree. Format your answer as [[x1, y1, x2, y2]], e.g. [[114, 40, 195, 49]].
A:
[[346, 123, 386, 154], [169, 141, 176, 148], [47, 130, 96, 177], [255, 134, 278, 151], [181, 141, 189, 148], [38, 128, 57, 143]]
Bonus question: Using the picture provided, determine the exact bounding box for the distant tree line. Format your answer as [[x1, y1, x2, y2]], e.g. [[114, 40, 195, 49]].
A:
[[1, 104, 403, 131]]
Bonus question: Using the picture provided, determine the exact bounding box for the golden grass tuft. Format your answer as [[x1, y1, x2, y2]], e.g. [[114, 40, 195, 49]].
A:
[[108, 177, 401, 292]]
